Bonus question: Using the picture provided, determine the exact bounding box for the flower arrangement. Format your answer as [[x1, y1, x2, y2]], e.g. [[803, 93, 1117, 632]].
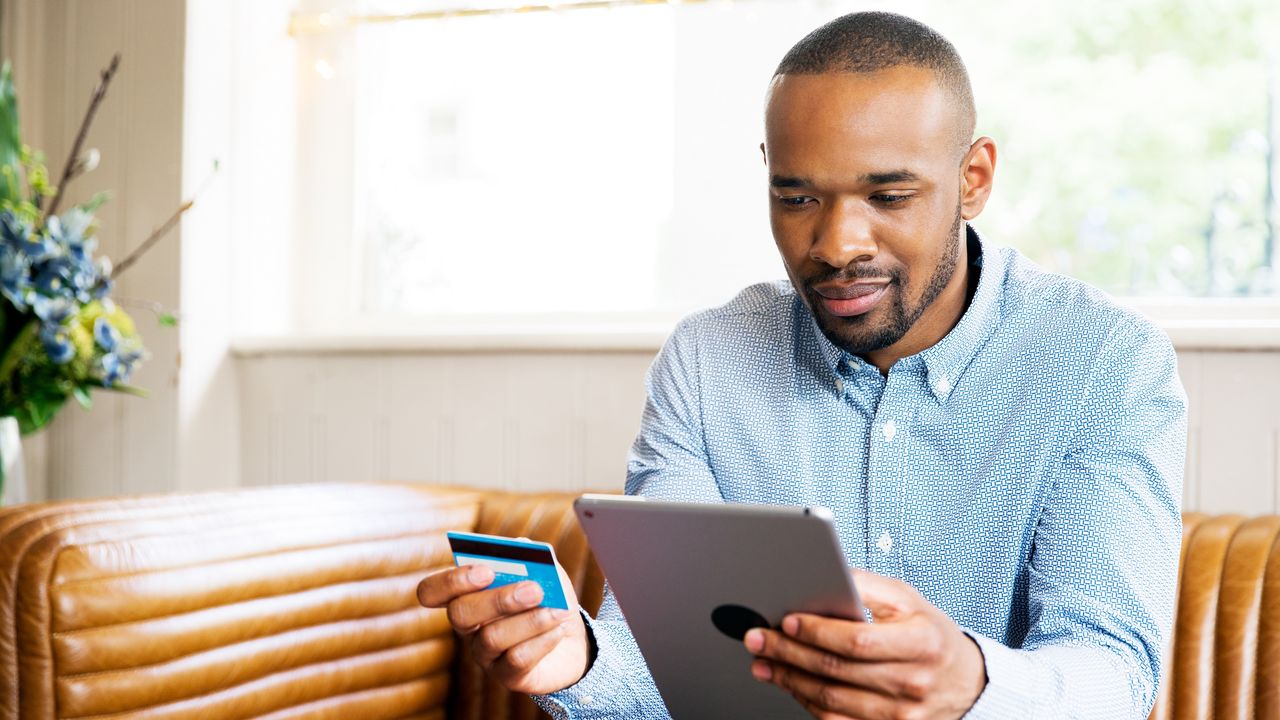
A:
[[0, 54, 181, 438]]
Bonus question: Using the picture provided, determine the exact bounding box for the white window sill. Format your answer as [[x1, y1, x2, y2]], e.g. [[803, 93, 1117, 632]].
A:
[[230, 325, 675, 356], [230, 320, 1280, 356]]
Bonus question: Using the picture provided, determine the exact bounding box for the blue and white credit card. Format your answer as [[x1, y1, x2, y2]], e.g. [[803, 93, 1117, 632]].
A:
[[446, 531, 572, 610]]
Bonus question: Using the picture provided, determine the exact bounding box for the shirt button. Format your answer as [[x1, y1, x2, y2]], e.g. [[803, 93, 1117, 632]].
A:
[[834, 378, 844, 395], [877, 531, 893, 553], [581, 695, 594, 705], [882, 419, 897, 442], [935, 376, 951, 395]]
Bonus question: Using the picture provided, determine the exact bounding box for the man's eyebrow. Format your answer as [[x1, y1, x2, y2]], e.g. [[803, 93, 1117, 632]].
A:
[[769, 170, 923, 188], [769, 174, 810, 188], [863, 169, 920, 184]]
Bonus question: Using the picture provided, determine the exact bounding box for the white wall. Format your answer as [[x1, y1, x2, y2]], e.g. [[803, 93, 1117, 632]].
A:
[[234, 345, 1280, 515], [237, 347, 653, 492]]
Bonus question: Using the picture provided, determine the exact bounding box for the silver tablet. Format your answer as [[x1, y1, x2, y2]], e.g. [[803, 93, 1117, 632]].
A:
[[574, 494, 865, 719]]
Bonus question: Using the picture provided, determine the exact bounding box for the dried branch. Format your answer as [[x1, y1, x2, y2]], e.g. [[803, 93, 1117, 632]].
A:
[[42, 53, 121, 219], [112, 199, 192, 278]]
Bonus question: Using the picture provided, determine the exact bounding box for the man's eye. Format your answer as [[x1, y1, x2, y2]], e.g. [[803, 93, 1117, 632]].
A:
[[871, 193, 912, 205], [778, 196, 814, 207]]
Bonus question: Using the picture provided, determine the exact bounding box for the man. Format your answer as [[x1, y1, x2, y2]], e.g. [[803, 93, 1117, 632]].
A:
[[418, 11, 1185, 719]]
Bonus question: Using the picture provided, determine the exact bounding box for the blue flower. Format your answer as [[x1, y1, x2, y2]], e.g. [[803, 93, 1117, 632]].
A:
[[91, 276, 113, 300], [20, 216, 57, 262], [32, 295, 72, 324], [100, 353, 124, 384], [0, 211, 28, 247], [93, 316, 120, 351], [39, 323, 75, 365], [0, 243, 30, 309], [100, 348, 142, 385], [33, 262, 70, 296], [51, 210, 97, 264]]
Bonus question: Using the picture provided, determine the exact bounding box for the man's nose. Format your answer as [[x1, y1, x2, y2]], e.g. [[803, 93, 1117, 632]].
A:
[[810, 200, 877, 268]]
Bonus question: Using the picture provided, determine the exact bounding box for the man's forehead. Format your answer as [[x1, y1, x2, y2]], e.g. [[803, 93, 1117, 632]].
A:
[[763, 68, 960, 171], [766, 68, 950, 129]]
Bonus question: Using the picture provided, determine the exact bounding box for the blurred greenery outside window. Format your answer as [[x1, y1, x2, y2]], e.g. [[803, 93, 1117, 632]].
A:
[[331, 0, 1280, 320]]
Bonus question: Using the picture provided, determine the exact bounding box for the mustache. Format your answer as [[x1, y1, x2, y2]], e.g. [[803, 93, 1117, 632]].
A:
[[806, 264, 902, 286]]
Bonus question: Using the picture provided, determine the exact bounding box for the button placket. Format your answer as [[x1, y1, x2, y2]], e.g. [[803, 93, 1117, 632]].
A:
[[864, 368, 913, 578]]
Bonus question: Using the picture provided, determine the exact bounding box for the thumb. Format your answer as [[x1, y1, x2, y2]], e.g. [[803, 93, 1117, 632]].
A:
[[850, 569, 924, 621]]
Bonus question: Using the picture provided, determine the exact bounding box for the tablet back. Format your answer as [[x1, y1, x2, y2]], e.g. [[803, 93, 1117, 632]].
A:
[[574, 496, 864, 719]]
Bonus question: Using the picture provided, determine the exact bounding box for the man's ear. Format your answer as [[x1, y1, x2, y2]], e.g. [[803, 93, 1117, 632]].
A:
[[759, 142, 767, 166], [959, 137, 996, 221]]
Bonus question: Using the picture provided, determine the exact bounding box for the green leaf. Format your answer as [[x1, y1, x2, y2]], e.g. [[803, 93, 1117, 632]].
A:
[[111, 383, 147, 398], [0, 63, 22, 206], [18, 394, 68, 435], [72, 385, 92, 410], [158, 313, 178, 327], [79, 190, 110, 213]]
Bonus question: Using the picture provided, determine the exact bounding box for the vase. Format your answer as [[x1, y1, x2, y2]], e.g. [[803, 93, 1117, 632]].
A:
[[0, 417, 25, 506]]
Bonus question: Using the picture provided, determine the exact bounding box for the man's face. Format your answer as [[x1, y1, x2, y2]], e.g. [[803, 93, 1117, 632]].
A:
[[763, 68, 971, 358]]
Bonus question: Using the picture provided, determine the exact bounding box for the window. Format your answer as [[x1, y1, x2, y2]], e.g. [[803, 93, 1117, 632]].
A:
[[287, 0, 1280, 332]]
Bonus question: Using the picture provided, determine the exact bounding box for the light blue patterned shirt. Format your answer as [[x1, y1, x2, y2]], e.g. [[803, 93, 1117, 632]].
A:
[[536, 227, 1186, 719]]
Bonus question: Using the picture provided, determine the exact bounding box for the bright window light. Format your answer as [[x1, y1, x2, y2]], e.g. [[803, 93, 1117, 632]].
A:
[[297, 0, 1280, 324]]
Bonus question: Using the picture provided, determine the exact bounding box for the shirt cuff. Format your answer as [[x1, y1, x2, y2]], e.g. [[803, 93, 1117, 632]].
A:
[[533, 610, 639, 719], [960, 630, 1039, 718]]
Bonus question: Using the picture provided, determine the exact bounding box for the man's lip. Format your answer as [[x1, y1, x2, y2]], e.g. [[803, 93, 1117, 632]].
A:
[[812, 281, 892, 300], [813, 282, 891, 317]]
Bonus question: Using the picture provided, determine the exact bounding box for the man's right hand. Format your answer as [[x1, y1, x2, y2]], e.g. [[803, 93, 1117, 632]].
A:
[[417, 563, 592, 696]]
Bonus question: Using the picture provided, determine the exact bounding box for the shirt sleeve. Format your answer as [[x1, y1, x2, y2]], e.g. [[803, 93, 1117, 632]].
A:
[[962, 316, 1186, 719], [534, 318, 723, 719]]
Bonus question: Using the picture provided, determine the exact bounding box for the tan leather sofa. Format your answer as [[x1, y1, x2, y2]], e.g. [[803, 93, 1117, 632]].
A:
[[0, 483, 1275, 719]]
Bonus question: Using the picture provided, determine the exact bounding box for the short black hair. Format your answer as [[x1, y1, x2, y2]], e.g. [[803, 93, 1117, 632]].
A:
[[774, 12, 975, 153]]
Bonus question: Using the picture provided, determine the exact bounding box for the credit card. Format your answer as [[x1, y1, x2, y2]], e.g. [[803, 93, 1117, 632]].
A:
[[446, 531, 572, 610]]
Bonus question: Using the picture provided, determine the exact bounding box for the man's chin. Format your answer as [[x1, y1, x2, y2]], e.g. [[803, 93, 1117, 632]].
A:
[[813, 312, 903, 356]]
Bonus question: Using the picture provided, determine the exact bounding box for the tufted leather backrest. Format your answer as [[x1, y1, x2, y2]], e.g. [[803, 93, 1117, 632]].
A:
[[0, 483, 482, 719], [2, 486, 1277, 720], [1150, 513, 1280, 720]]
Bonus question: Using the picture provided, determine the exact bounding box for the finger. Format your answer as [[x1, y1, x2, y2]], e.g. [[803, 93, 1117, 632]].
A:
[[491, 621, 572, 684], [448, 580, 545, 632], [850, 570, 923, 620], [746, 628, 922, 697], [417, 564, 496, 608], [471, 606, 575, 666], [754, 659, 903, 720], [775, 614, 939, 663], [794, 693, 859, 720]]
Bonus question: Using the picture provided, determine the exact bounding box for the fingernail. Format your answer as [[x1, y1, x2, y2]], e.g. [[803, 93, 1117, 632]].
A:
[[468, 565, 493, 585], [751, 660, 772, 681], [515, 582, 540, 605], [782, 615, 799, 636], [744, 629, 764, 652]]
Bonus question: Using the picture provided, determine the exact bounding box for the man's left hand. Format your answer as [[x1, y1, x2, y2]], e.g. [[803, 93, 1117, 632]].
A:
[[744, 570, 987, 720]]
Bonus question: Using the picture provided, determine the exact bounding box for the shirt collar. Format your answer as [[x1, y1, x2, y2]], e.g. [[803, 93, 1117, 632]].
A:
[[804, 224, 1005, 402], [915, 224, 1003, 402]]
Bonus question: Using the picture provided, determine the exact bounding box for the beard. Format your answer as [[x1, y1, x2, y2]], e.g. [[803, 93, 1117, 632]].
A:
[[804, 205, 963, 356]]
